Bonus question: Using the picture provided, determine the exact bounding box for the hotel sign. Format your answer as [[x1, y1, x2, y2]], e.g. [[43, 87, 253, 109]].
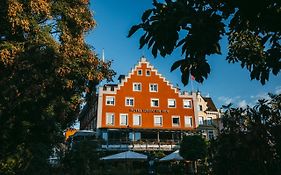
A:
[[129, 108, 169, 113]]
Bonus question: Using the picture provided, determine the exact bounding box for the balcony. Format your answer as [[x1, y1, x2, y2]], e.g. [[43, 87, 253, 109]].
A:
[[101, 139, 180, 151]]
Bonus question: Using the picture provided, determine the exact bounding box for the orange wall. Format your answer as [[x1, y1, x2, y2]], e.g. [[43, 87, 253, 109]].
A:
[[65, 128, 77, 141], [100, 62, 195, 130]]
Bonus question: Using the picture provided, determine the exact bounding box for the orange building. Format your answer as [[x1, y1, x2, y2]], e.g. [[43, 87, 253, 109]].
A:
[[65, 128, 77, 141], [79, 57, 218, 151]]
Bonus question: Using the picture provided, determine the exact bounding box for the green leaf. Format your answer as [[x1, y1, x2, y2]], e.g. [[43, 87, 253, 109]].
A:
[[128, 25, 141, 37], [142, 9, 153, 22], [152, 43, 158, 57], [181, 71, 189, 86], [139, 34, 147, 49], [170, 59, 185, 72]]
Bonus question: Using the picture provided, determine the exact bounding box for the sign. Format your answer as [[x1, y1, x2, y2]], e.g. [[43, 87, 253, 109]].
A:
[[129, 108, 169, 113]]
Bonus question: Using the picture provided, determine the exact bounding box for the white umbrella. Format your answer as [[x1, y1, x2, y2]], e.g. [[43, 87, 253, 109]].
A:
[[159, 150, 184, 161], [100, 150, 147, 161]]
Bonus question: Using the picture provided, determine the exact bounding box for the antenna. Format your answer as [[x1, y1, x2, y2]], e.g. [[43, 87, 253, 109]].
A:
[[102, 48, 105, 62]]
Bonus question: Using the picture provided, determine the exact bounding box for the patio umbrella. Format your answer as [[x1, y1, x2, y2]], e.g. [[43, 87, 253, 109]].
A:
[[159, 150, 184, 161], [100, 150, 147, 161]]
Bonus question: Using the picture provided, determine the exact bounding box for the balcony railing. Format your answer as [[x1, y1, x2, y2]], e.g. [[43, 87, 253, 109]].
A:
[[101, 139, 180, 151]]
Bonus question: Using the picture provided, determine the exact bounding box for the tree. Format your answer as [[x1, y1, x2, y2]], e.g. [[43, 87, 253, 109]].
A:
[[61, 140, 101, 175], [210, 93, 281, 175], [179, 135, 207, 174], [128, 0, 281, 85], [0, 0, 114, 174]]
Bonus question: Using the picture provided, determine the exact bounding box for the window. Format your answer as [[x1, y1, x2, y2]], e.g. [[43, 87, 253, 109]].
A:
[[154, 115, 163, 126], [133, 83, 142, 91], [102, 132, 108, 141], [133, 114, 141, 126], [106, 96, 115, 106], [172, 116, 180, 126], [168, 99, 176, 108], [207, 117, 212, 125], [198, 116, 204, 125], [120, 114, 128, 126], [146, 69, 151, 76], [149, 83, 158, 92], [106, 113, 114, 125], [184, 116, 193, 127], [208, 130, 214, 140], [129, 132, 141, 141], [198, 105, 203, 111], [151, 98, 159, 107], [183, 99, 192, 108], [137, 69, 142, 76], [125, 97, 134, 106]]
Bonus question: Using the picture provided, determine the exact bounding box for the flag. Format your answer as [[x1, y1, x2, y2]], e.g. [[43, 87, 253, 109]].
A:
[[191, 74, 195, 80]]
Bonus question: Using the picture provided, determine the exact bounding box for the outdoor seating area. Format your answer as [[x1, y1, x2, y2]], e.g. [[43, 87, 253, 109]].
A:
[[96, 150, 187, 175]]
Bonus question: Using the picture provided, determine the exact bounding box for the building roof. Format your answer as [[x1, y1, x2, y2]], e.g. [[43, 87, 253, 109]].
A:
[[203, 97, 218, 112]]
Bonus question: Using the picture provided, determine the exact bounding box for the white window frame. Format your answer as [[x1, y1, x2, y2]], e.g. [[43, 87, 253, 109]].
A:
[[137, 69, 142, 76], [133, 114, 141, 126], [168, 99, 176, 108], [149, 83, 158, 92], [184, 116, 193, 127], [125, 97, 134, 107], [146, 69, 151, 76], [105, 96, 115, 106], [172, 116, 180, 127], [151, 98, 159, 107], [154, 115, 163, 126], [183, 99, 192, 108], [198, 116, 204, 125], [120, 113, 128, 126], [133, 83, 142, 91], [207, 117, 212, 125], [106, 113, 114, 125]]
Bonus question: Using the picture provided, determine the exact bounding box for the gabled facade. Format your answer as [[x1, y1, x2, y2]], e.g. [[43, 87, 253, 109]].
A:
[[97, 57, 196, 131], [79, 57, 220, 151], [195, 92, 221, 140]]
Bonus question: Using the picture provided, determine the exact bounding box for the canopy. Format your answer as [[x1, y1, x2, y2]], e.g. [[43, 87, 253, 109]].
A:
[[159, 150, 184, 161], [100, 150, 147, 161]]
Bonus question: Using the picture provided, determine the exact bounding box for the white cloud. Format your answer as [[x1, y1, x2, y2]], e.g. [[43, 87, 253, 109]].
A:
[[238, 100, 248, 108], [218, 96, 233, 105], [275, 86, 281, 94], [250, 92, 269, 100]]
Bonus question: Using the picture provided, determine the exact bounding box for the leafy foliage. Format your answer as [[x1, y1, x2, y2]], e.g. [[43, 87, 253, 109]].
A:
[[210, 93, 281, 175], [61, 140, 101, 175], [129, 0, 281, 85], [0, 0, 114, 174], [179, 135, 207, 161]]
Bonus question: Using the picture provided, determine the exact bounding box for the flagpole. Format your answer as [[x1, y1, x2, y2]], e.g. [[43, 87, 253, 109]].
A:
[[190, 75, 194, 92]]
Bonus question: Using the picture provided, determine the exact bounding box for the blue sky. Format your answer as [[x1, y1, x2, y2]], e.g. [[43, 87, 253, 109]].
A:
[[86, 0, 281, 108]]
